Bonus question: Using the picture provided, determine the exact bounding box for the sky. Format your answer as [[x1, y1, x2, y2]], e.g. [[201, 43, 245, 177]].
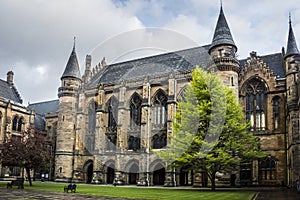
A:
[[0, 0, 300, 105]]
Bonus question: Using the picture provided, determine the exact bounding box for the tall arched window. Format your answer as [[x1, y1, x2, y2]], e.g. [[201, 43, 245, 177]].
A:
[[17, 117, 23, 132], [152, 89, 168, 149], [107, 96, 118, 131], [86, 101, 97, 152], [130, 93, 142, 127], [153, 89, 168, 125], [259, 156, 276, 181], [106, 96, 118, 151], [12, 116, 18, 131], [128, 93, 142, 151], [243, 78, 267, 131], [272, 97, 280, 130]]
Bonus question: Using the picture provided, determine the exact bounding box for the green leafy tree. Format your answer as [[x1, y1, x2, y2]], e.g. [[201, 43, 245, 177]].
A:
[[0, 127, 52, 186], [156, 67, 265, 190]]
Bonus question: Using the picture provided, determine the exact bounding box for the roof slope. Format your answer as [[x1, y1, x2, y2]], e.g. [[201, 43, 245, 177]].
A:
[[0, 79, 22, 103], [209, 6, 236, 53], [87, 45, 211, 88], [61, 46, 81, 80], [28, 99, 59, 115], [285, 19, 299, 58]]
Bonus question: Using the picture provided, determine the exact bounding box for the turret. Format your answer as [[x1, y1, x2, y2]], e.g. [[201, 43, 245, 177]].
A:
[[208, 5, 240, 95], [58, 40, 82, 97], [55, 39, 82, 182], [285, 14, 300, 111]]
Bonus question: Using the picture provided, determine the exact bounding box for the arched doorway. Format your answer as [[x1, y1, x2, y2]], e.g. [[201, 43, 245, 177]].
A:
[[128, 163, 139, 184], [153, 166, 165, 185], [84, 160, 93, 184], [106, 165, 115, 184]]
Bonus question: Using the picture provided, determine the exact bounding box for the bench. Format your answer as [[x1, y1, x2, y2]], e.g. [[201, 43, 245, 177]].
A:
[[7, 178, 24, 189], [64, 184, 76, 193]]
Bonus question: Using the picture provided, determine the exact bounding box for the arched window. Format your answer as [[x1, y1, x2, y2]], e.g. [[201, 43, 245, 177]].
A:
[[17, 117, 23, 132], [272, 97, 280, 130], [130, 93, 142, 127], [107, 96, 118, 131], [106, 96, 118, 151], [12, 116, 18, 131], [86, 101, 97, 152], [243, 78, 267, 131], [259, 156, 276, 181], [128, 135, 140, 151], [152, 132, 167, 149], [153, 90, 168, 125]]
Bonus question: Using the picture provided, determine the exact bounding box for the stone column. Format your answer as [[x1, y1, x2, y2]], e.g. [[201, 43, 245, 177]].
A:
[[138, 78, 151, 186], [163, 74, 177, 187]]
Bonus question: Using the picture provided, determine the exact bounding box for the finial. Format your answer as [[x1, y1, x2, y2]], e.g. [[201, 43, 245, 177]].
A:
[[73, 36, 76, 50], [289, 12, 292, 25], [220, 0, 222, 8]]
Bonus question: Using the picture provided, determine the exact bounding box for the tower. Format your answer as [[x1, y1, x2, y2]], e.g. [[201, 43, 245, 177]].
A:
[[285, 15, 300, 185], [208, 5, 240, 95], [55, 39, 82, 182]]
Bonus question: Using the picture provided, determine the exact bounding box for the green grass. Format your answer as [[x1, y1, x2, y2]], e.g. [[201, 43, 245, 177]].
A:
[[0, 182, 256, 200]]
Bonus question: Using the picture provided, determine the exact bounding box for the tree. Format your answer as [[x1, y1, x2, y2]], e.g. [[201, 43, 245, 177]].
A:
[[0, 127, 52, 186], [156, 67, 265, 190]]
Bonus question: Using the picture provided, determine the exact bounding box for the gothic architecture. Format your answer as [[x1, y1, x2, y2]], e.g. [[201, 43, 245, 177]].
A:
[[2, 5, 300, 188], [0, 71, 35, 177]]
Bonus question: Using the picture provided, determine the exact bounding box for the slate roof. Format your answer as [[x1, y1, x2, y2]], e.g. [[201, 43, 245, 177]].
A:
[[209, 6, 236, 53], [285, 19, 300, 58], [87, 45, 211, 88], [61, 46, 81, 80], [0, 79, 22, 103], [240, 53, 285, 78], [28, 99, 59, 115]]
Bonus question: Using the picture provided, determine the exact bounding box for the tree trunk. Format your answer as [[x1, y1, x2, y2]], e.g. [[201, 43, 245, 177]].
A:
[[211, 172, 216, 191], [25, 167, 32, 186]]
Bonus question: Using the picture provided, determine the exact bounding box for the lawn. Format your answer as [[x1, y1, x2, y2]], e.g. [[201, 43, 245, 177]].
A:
[[0, 181, 256, 200]]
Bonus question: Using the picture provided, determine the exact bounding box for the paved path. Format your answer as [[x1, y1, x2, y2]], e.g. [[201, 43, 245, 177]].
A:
[[1, 186, 300, 200], [0, 188, 133, 200], [254, 188, 300, 200]]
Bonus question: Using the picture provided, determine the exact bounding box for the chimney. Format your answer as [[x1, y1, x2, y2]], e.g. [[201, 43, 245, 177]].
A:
[[7, 71, 14, 86]]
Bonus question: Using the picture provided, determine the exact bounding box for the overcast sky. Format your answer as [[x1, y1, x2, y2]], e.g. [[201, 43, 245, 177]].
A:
[[0, 0, 300, 105]]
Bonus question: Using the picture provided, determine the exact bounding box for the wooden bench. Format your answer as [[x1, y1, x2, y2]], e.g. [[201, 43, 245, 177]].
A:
[[64, 184, 76, 193], [7, 178, 24, 189]]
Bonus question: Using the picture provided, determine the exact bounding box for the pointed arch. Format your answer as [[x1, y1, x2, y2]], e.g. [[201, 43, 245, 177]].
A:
[[272, 96, 281, 130], [129, 92, 142, 127], [241, 77, 268, 131], [106, 96, 118, 130], [86, 100, 97, 152], [105, 96, 118, 151], [152, 89, 168, 125], [17, 117, 24, 132], [177, 86, 188, 102], [12, 116, 18, 131]]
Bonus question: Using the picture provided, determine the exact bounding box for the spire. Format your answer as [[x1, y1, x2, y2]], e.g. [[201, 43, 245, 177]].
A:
[[285, 13, 299, 58], [61, 38, 82, 80], [209, 5, 237, 53]]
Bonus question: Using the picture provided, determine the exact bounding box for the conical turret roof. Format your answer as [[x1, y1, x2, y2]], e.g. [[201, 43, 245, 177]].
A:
[[209, 6, 237, 53], [61, 42, 81, 80], [285, 15, 299, 58]]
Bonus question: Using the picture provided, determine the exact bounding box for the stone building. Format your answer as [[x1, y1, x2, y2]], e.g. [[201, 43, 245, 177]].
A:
[[0, 71, 35, 177], [35, 5, 300, 187]]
